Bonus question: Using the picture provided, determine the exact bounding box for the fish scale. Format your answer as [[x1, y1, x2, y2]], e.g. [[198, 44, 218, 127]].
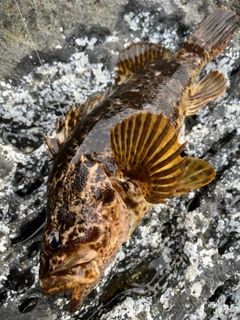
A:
[[39, 8, 237, 313]]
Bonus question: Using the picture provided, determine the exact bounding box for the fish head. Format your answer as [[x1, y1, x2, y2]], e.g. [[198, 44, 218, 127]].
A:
[[39, 155, 130, 312]]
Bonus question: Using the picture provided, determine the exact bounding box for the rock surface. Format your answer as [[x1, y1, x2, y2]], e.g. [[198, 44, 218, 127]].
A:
[[0, 0, 240, 319]]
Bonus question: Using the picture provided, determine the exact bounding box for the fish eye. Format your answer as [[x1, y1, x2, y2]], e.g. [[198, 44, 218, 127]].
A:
[[47, 228, 60, 250]]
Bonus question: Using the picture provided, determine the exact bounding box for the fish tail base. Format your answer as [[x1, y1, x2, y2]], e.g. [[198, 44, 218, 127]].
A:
[[187, 8, 236, 60]]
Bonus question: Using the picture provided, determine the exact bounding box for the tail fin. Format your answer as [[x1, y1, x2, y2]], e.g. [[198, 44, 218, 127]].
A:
[[188, 8, 237, 60]]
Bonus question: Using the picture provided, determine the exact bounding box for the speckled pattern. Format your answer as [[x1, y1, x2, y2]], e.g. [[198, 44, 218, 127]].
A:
[[0, 1, 239, 320], [40, 154, 131, 312], [38, 9, 236, 313]]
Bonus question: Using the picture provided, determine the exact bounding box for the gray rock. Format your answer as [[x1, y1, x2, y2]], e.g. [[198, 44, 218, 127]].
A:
[[0, 0, 239, 319]]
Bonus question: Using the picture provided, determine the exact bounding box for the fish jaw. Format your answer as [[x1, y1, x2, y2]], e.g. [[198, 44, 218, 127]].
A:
[[40, 245, 100, 292], [40, 258, 101, 312]]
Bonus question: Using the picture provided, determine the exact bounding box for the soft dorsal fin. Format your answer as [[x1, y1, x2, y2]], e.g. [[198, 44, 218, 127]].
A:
[[110, 112, 187, 204], [115, 42, 170, 85], [44, 89, 111, 159]]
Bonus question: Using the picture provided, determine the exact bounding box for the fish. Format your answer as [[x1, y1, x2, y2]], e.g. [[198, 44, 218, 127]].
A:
[[39, 8, 237, 312]]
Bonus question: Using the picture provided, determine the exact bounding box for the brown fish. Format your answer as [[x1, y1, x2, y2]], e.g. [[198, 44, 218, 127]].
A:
[[39, 8, 237, 312]]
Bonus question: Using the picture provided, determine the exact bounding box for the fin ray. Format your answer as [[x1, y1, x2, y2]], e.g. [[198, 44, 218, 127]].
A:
[[44, 89, 111, 159], [173, 157, 216, 196], [186, 70, 226, 116], [188, 8, 237, 60], [116, 42, 170, 85], [111, 112, 187, 203]]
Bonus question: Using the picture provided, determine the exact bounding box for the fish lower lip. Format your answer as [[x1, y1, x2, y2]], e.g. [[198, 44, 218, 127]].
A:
[[41, 277, 91, 312], [40, 264, 80, 290], [40, 262, 90, 293], [40, 275, 72, 294]]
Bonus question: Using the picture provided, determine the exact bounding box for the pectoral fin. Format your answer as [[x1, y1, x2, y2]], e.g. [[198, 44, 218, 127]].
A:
[[173, 156, 216, 196], [186, 70, 226, 116], [110, 112, 187, 204]]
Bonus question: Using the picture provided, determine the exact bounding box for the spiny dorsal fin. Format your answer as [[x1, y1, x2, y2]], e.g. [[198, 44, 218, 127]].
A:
[[44, 89, 111, 159], [186, 70, 226, 116], [173, 156, 215, 196], [116, 42, 170, 85], [43, 104, 83, 159], [110, 112, 187, 204]]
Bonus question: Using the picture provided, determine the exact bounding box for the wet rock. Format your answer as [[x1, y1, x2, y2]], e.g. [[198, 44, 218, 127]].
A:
[[0, 0, 239, 319]]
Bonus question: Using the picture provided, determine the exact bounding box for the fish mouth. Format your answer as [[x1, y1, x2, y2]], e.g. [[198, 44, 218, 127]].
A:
[[40, 259, 100, 313], [40, 264, 85, 295], [40, 248, 101, 312], [40, 246, 99, 293], [40, 272, 92, 313], [40, 277, 71, 295]]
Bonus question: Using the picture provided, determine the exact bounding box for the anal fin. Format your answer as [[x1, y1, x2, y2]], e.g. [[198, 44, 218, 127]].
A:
[[111, 112, 187, 204], [173, 156, 215, 196], [186, 70, 226, 116]]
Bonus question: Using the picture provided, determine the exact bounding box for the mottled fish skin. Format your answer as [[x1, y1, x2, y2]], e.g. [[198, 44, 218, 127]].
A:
[[40, 9, 237, 312]]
